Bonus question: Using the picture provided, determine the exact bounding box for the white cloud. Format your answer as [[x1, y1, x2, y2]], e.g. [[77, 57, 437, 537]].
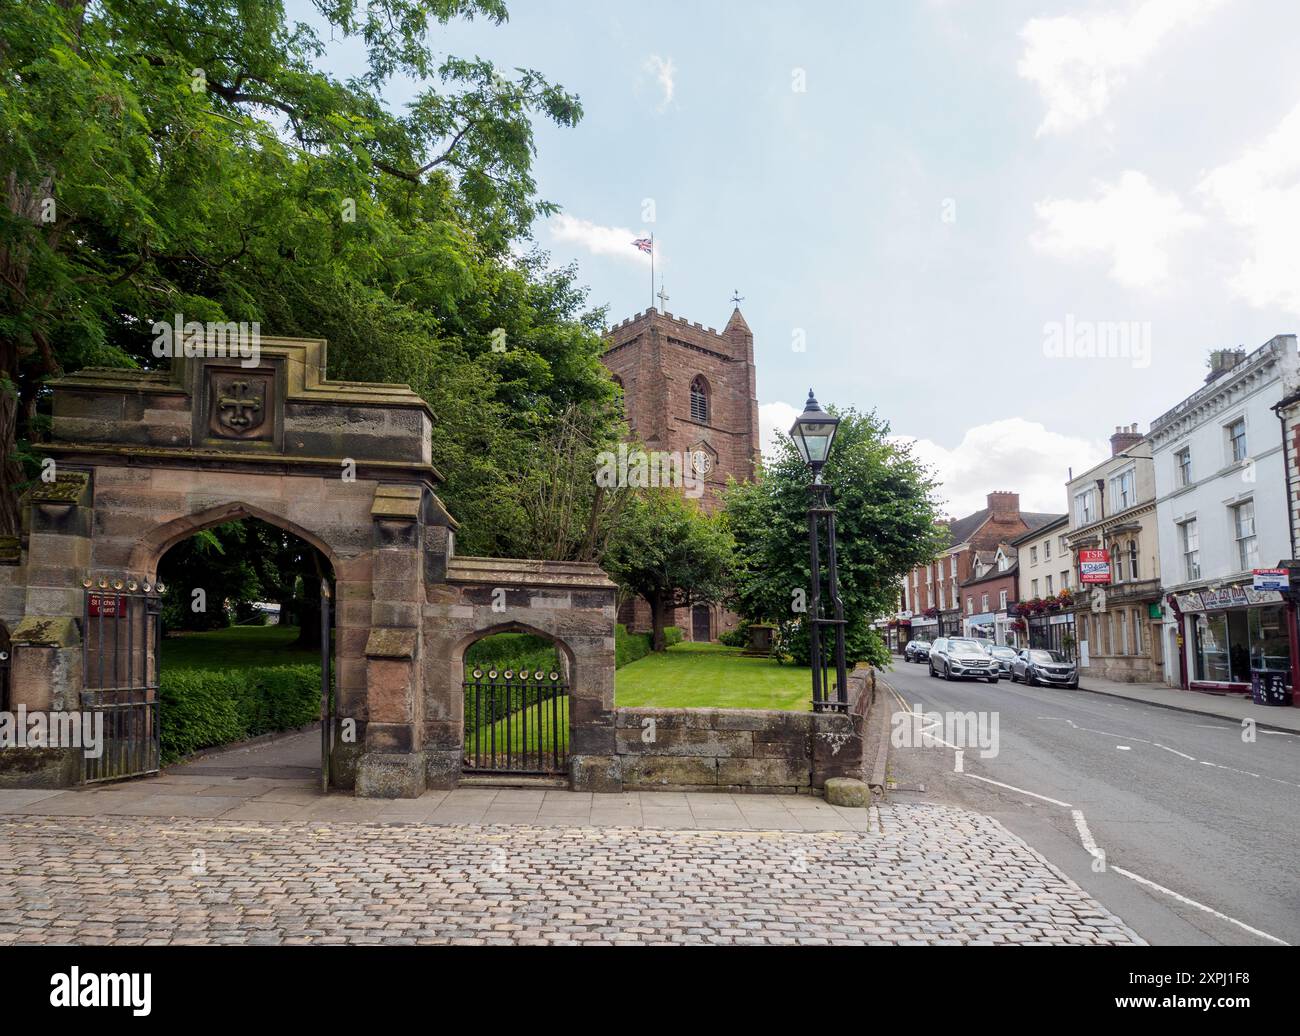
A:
[[893, 418, 1108, 518], [1197, 98, 1300, 315], [1018, 0, 1224, 136], [548, 214, 651, 265], [759, 400, 799, 461], [644, 54, 676, 113], [1031, 171, 1202, 288]]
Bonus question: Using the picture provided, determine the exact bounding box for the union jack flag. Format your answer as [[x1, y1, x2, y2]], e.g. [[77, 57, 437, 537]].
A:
[[632, 237, 653, 253]]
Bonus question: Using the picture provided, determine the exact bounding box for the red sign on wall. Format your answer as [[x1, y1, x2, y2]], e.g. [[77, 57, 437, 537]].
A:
[[87, 594, 126, 619], [1078, 549, 1112, 585]]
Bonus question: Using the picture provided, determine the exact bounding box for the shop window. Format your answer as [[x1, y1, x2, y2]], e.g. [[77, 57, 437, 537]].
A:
[[1251, 606, 1289, 672]]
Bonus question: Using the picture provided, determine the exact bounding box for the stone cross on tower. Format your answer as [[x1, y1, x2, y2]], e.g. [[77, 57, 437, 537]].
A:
[[656, 281, 670, 309]]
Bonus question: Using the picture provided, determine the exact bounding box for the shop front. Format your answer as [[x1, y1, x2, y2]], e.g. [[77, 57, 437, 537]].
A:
[[1172, 584, 1291, 695]]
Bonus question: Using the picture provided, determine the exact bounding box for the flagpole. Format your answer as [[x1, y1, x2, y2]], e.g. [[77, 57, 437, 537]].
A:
[[650, 233, 655, 311]]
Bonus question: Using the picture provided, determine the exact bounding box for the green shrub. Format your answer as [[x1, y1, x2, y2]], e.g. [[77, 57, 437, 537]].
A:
[[663, 625, 683, 647], [159, 664, 321, 764], [719, 620, 751, 648], [616, 623, 651, 668], [465, 633, 560, 674]]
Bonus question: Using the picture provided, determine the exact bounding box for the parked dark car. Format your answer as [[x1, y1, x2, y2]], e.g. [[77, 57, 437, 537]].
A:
[[1010, 648, 1078, 688], [904, 639, 932, 663], [928, 637, 999, 683], [988, 645, 1018, 677]]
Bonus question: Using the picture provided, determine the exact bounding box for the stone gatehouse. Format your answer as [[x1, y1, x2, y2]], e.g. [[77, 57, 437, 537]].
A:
[[0, 339, 619, 796]]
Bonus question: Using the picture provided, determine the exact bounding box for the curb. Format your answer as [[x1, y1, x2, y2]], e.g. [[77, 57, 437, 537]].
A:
[[866, 672, 894, 795], [1073, 682, 1300, 735]]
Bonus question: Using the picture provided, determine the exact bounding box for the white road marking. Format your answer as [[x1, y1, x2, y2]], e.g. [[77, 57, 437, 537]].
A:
[[1116, 745, 1131, 751], [962, 773, 1073, 808], [1109, 865, 1289, 946], [1071, 809, 1104, 862]]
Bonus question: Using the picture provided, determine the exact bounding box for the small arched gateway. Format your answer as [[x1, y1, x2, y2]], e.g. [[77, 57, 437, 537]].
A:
[[0, 338, 617, 797]]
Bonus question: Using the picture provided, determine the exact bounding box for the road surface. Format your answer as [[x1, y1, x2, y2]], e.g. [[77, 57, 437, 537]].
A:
[[882, 659, 1300, 945]]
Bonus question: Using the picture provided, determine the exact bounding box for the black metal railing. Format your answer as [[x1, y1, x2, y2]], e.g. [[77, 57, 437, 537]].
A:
[[81, 583, 162, 782], [463, 667, 569, 775]]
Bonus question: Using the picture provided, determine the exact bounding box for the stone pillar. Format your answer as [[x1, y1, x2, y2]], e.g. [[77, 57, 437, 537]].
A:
[[355, 485, 427, 798]]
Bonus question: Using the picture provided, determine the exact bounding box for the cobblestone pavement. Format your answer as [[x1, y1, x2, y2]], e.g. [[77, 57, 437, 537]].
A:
[[0, 802, 1143, 945]]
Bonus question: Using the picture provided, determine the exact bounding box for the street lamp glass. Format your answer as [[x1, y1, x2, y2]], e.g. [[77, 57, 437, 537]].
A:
[[790, 389, 839, 471]]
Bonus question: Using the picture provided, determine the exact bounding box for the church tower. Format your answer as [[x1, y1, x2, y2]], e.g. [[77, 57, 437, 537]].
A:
[[601, 305, 761, 641], [601, 305, 760, 510]]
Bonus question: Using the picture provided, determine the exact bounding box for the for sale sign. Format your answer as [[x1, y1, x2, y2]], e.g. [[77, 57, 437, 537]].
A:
[[1078, 549, 1111, 585], [1253, 568, 1287, 591]]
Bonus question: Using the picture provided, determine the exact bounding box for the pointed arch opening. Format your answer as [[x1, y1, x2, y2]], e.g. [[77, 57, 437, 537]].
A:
[[689, 375, 710, 424]]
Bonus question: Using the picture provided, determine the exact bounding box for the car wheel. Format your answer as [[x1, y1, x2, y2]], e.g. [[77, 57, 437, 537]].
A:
[[928, 662, 936, 678], [1010, 670, 1018, 683], [1027, 669, 1038, 686], [943, 662, 954, 681], [1067, 681, 1078, 690], [987, 676, 998, 684]]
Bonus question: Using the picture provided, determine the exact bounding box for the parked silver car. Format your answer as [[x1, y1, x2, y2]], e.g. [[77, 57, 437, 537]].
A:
[[988, 645, 1018, 677], [928, 637, 999, 683], [1010, 648, 1078, 688]]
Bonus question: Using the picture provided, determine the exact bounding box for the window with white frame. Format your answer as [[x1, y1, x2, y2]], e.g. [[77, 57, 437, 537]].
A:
[[1110, 467, 1136, 512], [1030, 546, 1038, 565], [999, 589, 1008, 609], [1044, 538, 1051, 561], [1180, 519, 1200, 581], [938, 584, 945, 609], [1059, 535, 1068, 553], [1075, 489, 1096, 525], [1061, 569, 1070, 590], [1175, 446, 1192, 487], [1031, 579, 1039, 597], [1128, 539, 1139, 580], [1232, 499, 1258, 570], [950, 556, 957, 576], [966, 597, 974, 615], [1046, 574, 1053, 595], [981, 593, 989, 612], [1226, 418, 1247, 464]]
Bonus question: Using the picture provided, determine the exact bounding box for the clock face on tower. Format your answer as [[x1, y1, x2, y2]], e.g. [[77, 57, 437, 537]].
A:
[[689, 442, 717, 479]]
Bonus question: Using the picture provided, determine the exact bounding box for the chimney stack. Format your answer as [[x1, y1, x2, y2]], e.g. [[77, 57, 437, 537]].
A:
[[1205, 347, 1247, 384], [1110, 423, 1143, 457], [986, 491, 1019, 519]]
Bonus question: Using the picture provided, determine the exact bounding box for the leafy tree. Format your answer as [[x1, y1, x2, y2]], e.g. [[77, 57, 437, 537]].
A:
[[602, 490, 734, 652], [723, 408, 943, 669], [1, 0, 617, 550]]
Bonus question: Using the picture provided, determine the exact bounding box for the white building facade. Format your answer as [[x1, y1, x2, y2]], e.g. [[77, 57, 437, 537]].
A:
[[1150, 337, 1298, 693]]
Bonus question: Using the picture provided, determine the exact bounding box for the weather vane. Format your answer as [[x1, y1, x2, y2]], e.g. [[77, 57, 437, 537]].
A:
[[730, 289, 744, 307]]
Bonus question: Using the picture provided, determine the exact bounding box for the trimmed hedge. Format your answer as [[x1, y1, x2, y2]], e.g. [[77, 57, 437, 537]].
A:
[[663, 625, 683, 648], [159, 665, 321, 764], [616, 623, 651, 668]]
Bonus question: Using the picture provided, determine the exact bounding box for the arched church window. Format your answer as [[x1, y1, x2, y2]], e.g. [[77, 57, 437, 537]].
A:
[[689, 376, 709, 423]]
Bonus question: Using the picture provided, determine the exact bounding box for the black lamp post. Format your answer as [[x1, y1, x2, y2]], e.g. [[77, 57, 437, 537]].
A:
[[790, 389, 847, 713]]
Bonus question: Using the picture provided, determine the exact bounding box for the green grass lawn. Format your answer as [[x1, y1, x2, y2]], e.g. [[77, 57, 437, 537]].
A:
[[614, 642, 812, 711], [161, 625, 321, 670]]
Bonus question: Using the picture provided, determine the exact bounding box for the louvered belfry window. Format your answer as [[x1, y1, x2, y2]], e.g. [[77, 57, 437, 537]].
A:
[[690, 376, 709, 423]]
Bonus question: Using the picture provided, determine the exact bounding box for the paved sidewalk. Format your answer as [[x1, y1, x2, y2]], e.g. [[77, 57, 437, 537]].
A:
[[0, 804, 1143, 945], [1075, 675, 1300, 732]]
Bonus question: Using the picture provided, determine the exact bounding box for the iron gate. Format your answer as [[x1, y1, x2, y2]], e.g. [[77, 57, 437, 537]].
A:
[[463, 667, 569, 775], [81, 582, 162, 782]]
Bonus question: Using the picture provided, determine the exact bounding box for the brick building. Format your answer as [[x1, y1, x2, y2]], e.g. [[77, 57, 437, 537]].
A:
[[900, 492, 1060, 644], [601, 306, 760, 641]]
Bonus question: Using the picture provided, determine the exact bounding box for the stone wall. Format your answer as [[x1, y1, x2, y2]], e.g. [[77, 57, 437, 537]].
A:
[[614, 665, 874, 794]]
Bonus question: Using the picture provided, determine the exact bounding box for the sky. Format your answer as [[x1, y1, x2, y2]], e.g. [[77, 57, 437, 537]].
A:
[[294, 0, 1300, 518]]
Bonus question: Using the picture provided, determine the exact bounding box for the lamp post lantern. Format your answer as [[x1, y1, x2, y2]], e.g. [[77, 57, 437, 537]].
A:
[[790, 389, 848, 712]]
